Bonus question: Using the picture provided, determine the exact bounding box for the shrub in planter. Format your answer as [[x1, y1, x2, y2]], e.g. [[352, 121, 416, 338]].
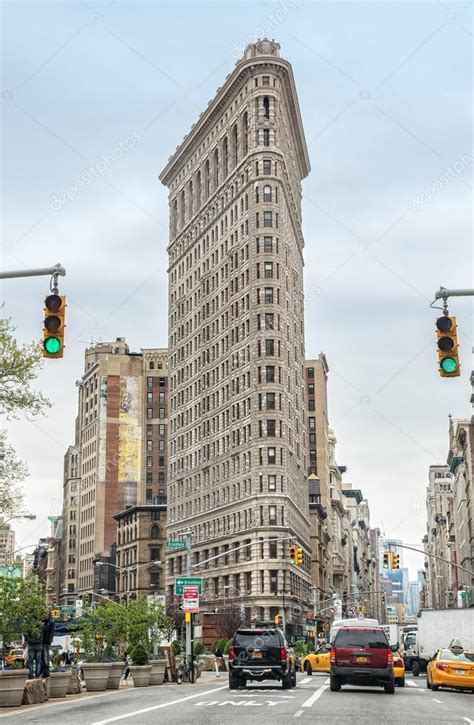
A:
[[49, 664, 71, 699], [193, 641, 205, 657], [129, 644, 151, 688]]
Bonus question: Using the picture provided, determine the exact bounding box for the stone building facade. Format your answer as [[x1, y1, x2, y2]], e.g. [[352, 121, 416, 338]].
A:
[[423, 464, 453, 609], [160, 40, 312, 633], [59, 445, 80, 607], [0, 518, 15, 568], [447, 413, 474, 608], [114, 505, 166, 602]]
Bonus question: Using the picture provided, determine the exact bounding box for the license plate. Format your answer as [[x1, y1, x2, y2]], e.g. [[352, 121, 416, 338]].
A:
[[252, 651, 262, 659], [355, 656, 369, 663], [455, 669, 465, 675]]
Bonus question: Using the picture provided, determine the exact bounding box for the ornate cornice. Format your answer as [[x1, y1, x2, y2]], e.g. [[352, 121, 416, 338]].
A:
[[160, 51, 310, 187]]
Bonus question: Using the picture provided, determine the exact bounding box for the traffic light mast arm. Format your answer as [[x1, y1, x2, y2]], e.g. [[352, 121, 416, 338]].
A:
[[393, 542, 473, 578], [192, 535, 298, 569], [0, 263, 66, 282], [434, 287, 474, 301]]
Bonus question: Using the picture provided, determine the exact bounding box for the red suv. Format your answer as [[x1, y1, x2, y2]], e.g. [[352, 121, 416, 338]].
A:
[[330, 626, 395, 694]]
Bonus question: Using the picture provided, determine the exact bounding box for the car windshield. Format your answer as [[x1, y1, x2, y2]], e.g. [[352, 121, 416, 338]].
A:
[[335, 629, 388, 649], [234, 631, 280, 647], [438, 650, 474, 663]]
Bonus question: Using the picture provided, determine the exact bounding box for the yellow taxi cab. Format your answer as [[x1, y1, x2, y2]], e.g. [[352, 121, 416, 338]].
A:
[[6, 648, 25, 667], [427, 645, 474, 692], [392, 648, 406, 687], [301, 643, 331, 675]]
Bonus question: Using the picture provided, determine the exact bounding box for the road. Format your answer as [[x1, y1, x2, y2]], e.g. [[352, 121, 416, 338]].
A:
[[0, 672, 472, 724]]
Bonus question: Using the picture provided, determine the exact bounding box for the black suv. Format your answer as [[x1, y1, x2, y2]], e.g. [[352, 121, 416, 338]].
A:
[[228, 628, 296, 689]]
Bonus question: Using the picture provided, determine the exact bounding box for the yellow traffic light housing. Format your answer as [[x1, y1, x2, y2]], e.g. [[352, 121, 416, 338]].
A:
[[383, 551, 390, 569], [43, 294, 66, 358], [295, 547, 303, 567], [436, 315, 460, 377], [391, 552, 400, 570], [289, 544, 297, 565]]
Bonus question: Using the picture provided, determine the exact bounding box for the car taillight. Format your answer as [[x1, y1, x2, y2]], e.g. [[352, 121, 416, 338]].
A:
[[228, 646, 235, 661], [436, 663, 449, 671], [280, 646, 287, 660], [387, 650, 393, 668], [330, 646, 336, 665]]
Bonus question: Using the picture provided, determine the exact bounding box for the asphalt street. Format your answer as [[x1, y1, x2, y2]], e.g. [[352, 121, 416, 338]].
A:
[[0, 672, 472, 724]]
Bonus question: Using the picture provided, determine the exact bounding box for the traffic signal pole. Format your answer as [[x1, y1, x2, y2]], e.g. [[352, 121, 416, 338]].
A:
[[185, 528, 193, 679], [0, 263, 66, 287], [434, 287, 474, 301]]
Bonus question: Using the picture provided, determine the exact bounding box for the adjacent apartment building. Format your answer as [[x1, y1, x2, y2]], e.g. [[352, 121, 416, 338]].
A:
[[160, 39, 312, 634], [60, 339, 168, 604]]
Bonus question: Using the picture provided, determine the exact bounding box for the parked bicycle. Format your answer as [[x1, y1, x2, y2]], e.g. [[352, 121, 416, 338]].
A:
[[176, 656, 199, 684]]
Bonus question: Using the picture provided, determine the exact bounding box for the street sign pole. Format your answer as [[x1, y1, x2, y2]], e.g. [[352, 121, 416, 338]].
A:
[[184, 529, 193, 674]]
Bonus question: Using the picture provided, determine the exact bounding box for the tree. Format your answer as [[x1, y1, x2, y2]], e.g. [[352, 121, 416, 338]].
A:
[[218, 600, 243, 640], [0, 313, 50, 515], [0, 431, 28, 518], [0, 314, 50, 419], [0, 573, 45, 650]]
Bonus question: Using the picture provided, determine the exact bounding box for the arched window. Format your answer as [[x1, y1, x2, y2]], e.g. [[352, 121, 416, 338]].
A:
[[241, 112, 248, 156], [223, 136, 228, 178], [204, 159, 210, 200], [232, 124, 238, 167], [263, 96, 270, 119], [213, 147, 219, 189], [150, 524, 160, 539], [263, 185, 272, 202], [196, 169, 201, 209]]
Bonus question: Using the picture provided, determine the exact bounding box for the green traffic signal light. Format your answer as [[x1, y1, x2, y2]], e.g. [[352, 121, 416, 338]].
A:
[[43, 337, 62, 354], [440, 357, 457, 374]]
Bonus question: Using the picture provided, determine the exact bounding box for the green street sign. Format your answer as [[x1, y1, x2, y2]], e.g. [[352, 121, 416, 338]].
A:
[[175, 577, 203, 595], [167, 540, 187, 550]]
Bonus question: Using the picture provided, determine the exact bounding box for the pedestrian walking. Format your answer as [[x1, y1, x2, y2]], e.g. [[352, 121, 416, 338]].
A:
[[41, 610, 55, 678]]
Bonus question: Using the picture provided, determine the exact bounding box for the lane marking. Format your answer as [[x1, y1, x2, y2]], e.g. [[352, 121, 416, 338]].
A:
[[324, 678, 329, 684], [301, 685, 328, 708], [462, 718, 474, 724], [294, 710, 303, 718], [0, 688, 132, 719], [408, 680, 418, 687], [91, 685, 228, 724], [299, 677, 312, 685], [433, 698, 443, 703]]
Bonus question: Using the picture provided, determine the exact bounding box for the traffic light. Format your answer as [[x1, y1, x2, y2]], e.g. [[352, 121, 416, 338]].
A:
[[383, 551, 390, 569], [289, 544, 297, 565], [391, 552, 400, 570], [295, 547, 303, 567], [43, 294, 66, 358], [381, 593, 386, 604], [436, 315, 460, 377], [274, 614, 282, 626], [51, 609, 61, 619]]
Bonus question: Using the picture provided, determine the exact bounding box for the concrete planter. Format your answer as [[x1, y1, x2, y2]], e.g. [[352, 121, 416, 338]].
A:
[[106, 662, 124, 690], [82, 662, 112, 692], [0, 669, 29, 707], [130, 665, 151, 687], [149, 659, 166, 685], [49, 670, 71, 698]]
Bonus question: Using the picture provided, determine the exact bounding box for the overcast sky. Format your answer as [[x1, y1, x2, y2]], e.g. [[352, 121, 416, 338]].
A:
[[2, 0, 472, 579]]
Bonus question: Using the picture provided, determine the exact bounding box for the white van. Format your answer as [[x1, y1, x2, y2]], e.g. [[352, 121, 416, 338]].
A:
[[329, 617, 379, 643]]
